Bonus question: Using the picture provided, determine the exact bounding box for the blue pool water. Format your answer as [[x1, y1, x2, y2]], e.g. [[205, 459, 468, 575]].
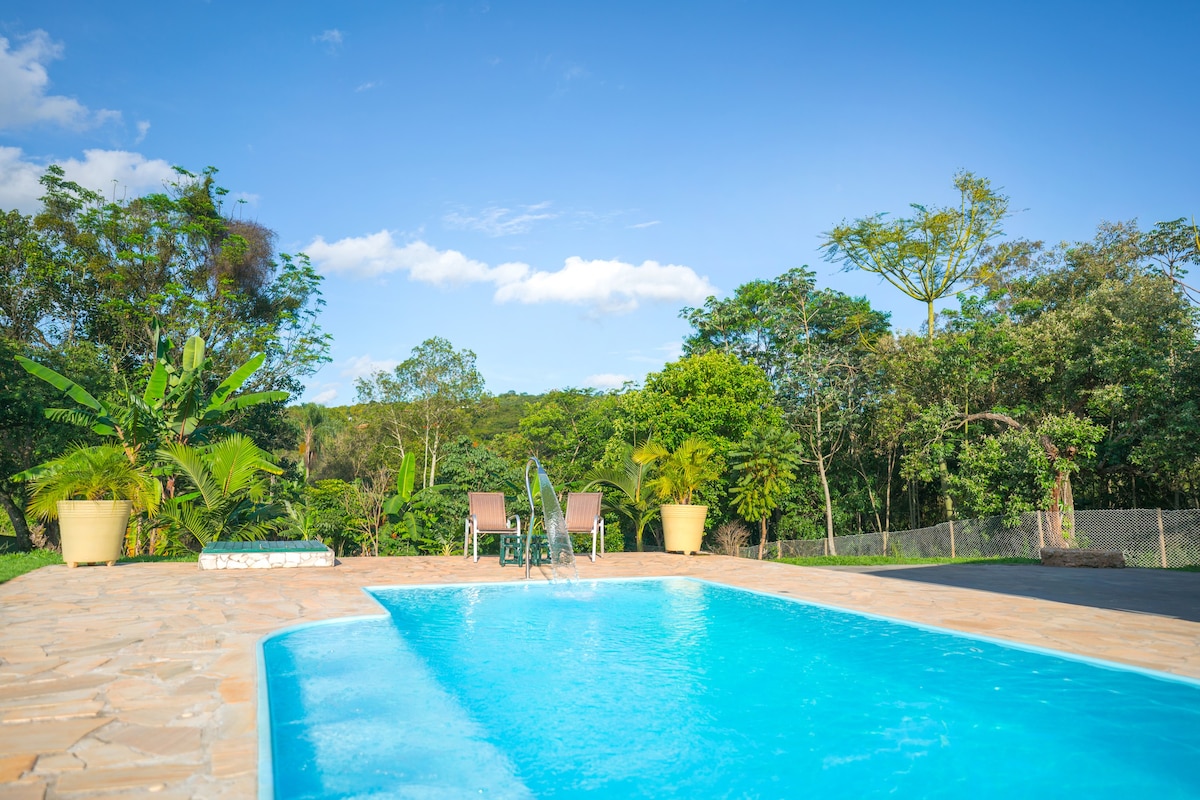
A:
[[261, 578, 1200, 798]]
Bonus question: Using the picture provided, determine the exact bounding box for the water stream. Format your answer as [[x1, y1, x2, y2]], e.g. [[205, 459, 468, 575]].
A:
[[525, 457, 578, 582]]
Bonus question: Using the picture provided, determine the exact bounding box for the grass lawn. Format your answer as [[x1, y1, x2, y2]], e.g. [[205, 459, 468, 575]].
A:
[[0, 535, 197, 584]]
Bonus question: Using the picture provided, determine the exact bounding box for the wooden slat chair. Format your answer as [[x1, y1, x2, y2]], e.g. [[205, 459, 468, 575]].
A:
[[464, 492, 521, 564], [565, 492, 605, 562]]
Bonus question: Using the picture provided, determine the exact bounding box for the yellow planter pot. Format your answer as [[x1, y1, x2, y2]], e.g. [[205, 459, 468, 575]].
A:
[[661, 504, 707, 554], [58, 500, 132, 568]]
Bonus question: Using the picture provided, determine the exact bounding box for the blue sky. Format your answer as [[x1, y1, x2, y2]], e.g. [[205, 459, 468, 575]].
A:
[[2, 1, 1198, 404]]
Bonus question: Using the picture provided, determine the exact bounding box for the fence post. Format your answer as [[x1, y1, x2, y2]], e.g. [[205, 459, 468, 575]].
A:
[[1036, 511, 1045, 550], [1158, 508, 1168, 569], [949, 518, 956, 559]]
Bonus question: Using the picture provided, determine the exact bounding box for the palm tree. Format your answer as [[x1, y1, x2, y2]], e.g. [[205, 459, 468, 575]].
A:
[[730, 425, 801, 559], [295, 403, 336, 482], [155, 434, 285, 552], [583, 446, 659, 552], [634, 437, 719, 505]]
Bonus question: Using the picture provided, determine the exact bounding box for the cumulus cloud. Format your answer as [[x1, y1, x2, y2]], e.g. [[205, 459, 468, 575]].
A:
[[0, 30, 120, 131], [306, 230, 529, 285], [305, 230, 717, 314], [443, 202, 557, 237], [134, 120, 150, 143], [585, 373, 632, 390], [493, 257, 717, 313], [0, 146, 175, 213]]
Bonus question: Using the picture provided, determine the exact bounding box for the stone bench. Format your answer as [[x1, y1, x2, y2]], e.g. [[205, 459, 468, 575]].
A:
[[1040, 547, 1126, 568], [199, 540, 334, 570]]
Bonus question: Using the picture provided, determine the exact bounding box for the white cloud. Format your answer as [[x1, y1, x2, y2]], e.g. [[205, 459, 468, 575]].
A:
[[493, 256, 717, 313], [0, 30, 120, 131], [585, 373, 632, 390], [341, 354, 399, 380], [355, 81, 379, 92], [305, 230, 717, 314], [0, 146, 175, 213], [306, 230, 529, 285], [314, 29, 344, 50], [135, 120, 150, 143], [443, 202, 557, 237], [629, 220, 661, 229]]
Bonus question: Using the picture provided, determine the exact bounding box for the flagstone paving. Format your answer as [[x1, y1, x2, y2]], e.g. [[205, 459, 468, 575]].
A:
[[1, 554, 1198, 798]]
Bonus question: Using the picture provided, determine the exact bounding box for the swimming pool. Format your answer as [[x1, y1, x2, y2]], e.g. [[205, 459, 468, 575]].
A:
[[260, 578, 1200, 798]]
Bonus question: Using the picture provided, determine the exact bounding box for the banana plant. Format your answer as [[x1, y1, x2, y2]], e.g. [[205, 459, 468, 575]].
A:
[[381, 452, 446, 554], [16, 321, 288, 464]]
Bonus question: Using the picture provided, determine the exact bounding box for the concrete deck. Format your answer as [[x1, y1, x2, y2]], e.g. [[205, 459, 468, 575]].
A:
[[1, 554, 1198, 798]]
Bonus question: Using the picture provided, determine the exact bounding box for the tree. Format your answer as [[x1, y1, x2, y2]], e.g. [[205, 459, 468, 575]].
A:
[[730, 425, 801, 559], [958, 412, 1103, 543], [821, 171, 1009, 339], [613, 351, 779, 529], [1143, 217, 1200, 303], [500, 388, 618, 489], [26, 165, 330, 391], [293, 402, 338, 482], [584, 446, 659, 552], [356, 338, 486, 488]]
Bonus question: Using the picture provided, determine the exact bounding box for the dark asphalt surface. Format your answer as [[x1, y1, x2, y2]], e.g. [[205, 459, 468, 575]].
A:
[[817, 564, 1200, 622]]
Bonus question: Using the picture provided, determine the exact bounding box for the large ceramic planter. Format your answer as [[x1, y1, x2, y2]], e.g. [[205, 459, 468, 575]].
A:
[[661, 504, 707, 554], [58, 500, 132, 568]]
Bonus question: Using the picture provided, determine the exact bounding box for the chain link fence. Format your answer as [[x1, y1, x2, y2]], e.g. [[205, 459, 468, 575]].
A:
[[739, 509, 1200, 568]]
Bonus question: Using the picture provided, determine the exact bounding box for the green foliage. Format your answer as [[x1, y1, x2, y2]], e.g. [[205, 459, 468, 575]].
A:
[[635, 437, 720, 506], [26, 444, 161, 520], [24, 165, 330, 387], [155, 435, 285, 552], [16, 324, 287, 462], [584, 446, 660, 551], [730, 426, 801, 554], [822, 170, 1009, 337], [356, 337, 486, 488], [500, 388, 618, 489]]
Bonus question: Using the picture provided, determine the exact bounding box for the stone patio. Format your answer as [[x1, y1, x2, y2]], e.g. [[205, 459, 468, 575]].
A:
[[1, 554, 1198, 798]]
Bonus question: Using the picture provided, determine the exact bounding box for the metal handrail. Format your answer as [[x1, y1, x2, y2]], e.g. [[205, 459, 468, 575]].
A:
[[523, 457, 543, 580]]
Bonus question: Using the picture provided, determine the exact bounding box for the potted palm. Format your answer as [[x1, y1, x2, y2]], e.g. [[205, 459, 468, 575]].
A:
[[635, 437, 719, 554], [27, 445, 161, 567]]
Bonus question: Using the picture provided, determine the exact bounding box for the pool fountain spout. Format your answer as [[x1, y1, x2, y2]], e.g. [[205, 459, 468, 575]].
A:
[[524, 457, 579, 582]]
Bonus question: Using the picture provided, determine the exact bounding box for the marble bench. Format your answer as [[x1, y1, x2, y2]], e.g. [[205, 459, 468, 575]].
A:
[[199, 540, 335, 570]]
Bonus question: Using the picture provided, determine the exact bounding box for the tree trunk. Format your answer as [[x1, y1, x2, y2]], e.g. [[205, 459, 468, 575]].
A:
[[0, 489, 33, 551], [757, 517, 768, 560], [939, 456, 955, 523], [816, 455, 836, 555]]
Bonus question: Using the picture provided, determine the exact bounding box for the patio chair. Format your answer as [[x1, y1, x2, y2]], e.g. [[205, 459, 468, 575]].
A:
[[565, 492, 605, 562], [465, 492, 521, 564]]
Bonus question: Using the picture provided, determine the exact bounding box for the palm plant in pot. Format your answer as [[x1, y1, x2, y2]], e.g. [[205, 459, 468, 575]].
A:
[[634, 437, 719, 554], [27, 444, 161, 567]]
